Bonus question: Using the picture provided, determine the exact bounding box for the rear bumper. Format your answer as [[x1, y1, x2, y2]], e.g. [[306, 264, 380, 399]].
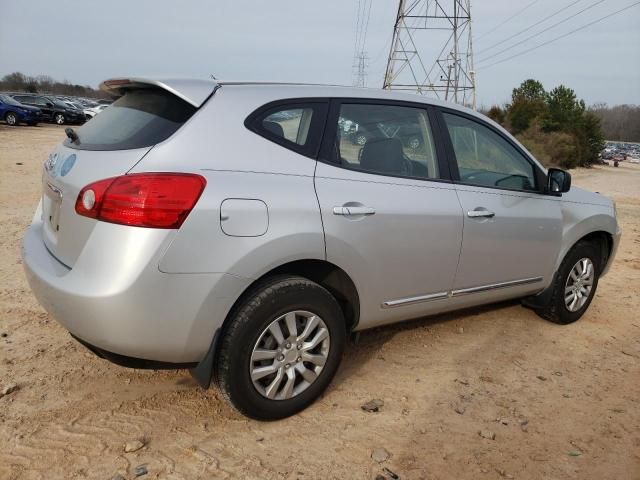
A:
[[22, 215, 250, 363]]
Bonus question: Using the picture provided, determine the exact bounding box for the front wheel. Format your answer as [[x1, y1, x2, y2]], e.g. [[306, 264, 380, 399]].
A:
[[5, 112, 18, 126], [215, 275, 346, 420], [534, 241, 601, 324], [54, 113, 65, 125]]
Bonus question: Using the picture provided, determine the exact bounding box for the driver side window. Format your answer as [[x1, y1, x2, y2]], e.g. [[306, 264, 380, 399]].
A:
[[443, 113, 537, 191], [334, 103, 439, 180]]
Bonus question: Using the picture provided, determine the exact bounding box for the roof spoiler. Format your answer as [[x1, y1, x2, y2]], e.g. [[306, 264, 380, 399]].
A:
[[100, 77, 218, 108]]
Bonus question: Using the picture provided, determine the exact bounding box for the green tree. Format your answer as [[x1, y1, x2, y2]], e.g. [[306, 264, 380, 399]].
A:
[[544, 85, 585, 132], [512, 79, 546, 103], [507, 79, 547, 134]]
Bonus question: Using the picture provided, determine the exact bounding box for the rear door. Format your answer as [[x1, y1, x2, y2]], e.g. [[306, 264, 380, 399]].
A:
[[437, 109, 562, 299], [315, 99, 463, 329], [40, 84, 213, 267]]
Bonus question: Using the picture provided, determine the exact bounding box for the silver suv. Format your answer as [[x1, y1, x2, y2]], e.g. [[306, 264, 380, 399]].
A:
[[22, 78, 621, 419]]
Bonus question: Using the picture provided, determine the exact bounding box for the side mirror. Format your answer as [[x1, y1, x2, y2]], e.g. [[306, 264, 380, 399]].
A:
[[547, 168, 571, 194]]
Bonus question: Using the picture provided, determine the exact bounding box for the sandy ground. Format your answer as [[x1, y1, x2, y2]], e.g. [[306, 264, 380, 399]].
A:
[[0, 124, 638, 480]]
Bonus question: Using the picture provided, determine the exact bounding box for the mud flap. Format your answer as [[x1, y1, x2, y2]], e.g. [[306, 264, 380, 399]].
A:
[[521, 272, 557, 310], [189, 329, 220, 389]]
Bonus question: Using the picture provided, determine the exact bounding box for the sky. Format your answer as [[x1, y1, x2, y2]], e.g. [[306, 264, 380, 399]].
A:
[[0, 0, 638, 107]]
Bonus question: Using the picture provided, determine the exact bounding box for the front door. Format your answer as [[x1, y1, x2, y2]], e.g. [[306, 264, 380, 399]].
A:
[[439, 110, 562, 301], [315, 101, 463, 329]]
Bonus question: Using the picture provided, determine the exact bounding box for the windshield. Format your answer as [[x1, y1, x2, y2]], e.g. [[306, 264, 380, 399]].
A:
[[64, 88, 196, 151], [48, 98, 69, 108], [0, 94, 24, 107]]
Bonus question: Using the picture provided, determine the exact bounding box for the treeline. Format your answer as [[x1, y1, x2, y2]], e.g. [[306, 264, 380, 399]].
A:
[[590, 104, 640, 143], [484, 79, 604, 169], [0, 72, 108, 99]]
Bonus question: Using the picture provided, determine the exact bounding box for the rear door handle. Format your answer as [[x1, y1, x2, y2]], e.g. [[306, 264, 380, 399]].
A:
[[333, 206, 376, 216], [467, 209, 495, 218]]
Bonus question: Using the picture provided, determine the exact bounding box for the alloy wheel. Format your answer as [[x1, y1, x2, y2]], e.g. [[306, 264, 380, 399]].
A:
[[6, 113, 17, 125], [408, 137, 420, 149], [55, 114, 65, 125], [250, 310, 330, 400], [564, 257, 594, 312]]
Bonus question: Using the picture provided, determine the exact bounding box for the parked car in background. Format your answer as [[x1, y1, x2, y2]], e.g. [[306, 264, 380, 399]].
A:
[[22, 77, 621, 420], [83, 104, 109, 119], [0, 94, 42, 126], [9, 94, 85, 125]]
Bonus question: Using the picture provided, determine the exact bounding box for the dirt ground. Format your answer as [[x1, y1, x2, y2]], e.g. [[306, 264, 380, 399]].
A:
[[0, 124, 638, 480]]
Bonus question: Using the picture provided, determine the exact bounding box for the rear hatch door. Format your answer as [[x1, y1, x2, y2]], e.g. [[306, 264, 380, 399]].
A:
[[40, 78, 216, 267]]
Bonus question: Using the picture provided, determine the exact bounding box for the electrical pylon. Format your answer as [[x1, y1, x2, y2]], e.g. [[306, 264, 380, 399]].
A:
[[353, 52, 369, 88], [383, 0, 476, 109]]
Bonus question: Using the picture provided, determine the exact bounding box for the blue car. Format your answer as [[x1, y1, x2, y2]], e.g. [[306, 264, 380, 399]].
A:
[[0, 94, 42, 126]]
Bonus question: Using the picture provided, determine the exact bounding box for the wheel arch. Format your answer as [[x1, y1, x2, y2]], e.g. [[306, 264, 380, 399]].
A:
[[523, 229, 613, 311], [191, 259, 360, 389], [571, 230, 613, 273], [226, 259, 360, 334]]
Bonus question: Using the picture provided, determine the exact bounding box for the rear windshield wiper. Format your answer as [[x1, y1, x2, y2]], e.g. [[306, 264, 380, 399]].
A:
[[65, 127, 79, 144]]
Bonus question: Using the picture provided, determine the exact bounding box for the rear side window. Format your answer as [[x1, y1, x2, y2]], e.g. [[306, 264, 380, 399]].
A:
[[245, 101, 328, 157], [65, 89, 196, 151]]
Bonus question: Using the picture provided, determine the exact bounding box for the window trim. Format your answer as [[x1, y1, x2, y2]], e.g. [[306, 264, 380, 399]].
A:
[[434, 107, 547, 194], [244, 98, 329, 159], [318, 97, 453, 183]]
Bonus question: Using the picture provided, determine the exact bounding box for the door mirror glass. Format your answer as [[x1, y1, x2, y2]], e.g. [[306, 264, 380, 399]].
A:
[[547, 168, 571, 193]]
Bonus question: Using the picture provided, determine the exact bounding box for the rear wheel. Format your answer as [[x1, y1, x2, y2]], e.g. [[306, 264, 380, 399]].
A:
[[534, 241, 601, 324], [54, 113, 65, 125], [215, 275, 346, 420], [5, 112, 18, 126]]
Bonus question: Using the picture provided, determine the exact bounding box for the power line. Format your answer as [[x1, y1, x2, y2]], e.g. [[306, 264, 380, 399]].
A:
[[476, 0, 584, 55], [476, 0, 606, 63], [475, 0, 542, 41], [352, 0, 373, 86], [359, 0, 374, 55], [478, 1, 640, 69]]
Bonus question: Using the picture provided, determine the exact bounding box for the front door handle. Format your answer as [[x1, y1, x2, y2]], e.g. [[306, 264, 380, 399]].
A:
[[467, 209, 495, 218], [333, 206, 376, 216]]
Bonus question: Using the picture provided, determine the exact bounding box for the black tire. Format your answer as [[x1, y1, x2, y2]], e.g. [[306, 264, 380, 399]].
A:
[[5, 111, 19, 126], [215, 275, 346, 420], [534, 241, 601, 325], [54, 113, 65, 125]]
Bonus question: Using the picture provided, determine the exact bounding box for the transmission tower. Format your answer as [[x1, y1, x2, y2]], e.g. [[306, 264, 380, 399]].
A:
[[383, 0, 476, 109], [353, 52, 369, 88]]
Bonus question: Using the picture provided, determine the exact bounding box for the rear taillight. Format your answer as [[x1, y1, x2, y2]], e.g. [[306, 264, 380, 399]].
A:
[[75, 173, 206, 229]]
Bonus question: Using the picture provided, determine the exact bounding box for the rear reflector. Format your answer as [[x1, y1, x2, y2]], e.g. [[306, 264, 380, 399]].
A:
[[75, 173, 206, 228]]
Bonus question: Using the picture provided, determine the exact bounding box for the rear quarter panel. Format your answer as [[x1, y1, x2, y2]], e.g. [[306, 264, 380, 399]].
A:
[[129, 86, 325, 277]]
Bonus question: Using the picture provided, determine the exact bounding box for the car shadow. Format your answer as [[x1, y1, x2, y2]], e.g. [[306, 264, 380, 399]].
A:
[[332, 299, 524, 386]]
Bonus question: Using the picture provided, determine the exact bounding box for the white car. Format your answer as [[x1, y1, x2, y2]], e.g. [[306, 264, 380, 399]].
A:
[[84, 104, 109, 119]]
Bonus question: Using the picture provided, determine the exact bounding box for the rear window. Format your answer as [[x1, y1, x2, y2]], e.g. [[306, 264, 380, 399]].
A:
[[65, 89, 196, 151], [245, 101, 328, 158]]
